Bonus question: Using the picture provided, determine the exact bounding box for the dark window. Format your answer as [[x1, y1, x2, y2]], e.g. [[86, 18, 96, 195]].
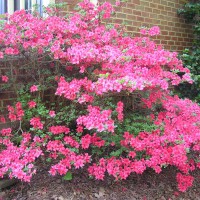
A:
[[36, 0, 43, 15], [14, 0, 20, 11], [25, 0, 32, 13], [0, 0, 7, 14]]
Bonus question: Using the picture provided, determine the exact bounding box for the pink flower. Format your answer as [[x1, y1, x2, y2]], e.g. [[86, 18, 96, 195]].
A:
[[0, 128, 12, 136], [116, 101, 124, 121], [81, 134, 92, 149], [50, 63, 55, 68], [140, 28, 147, 35], [16, 102, 24, 120], [0, 52, 3, 58], [28, 101, 36, 108], [76, 126, 83, 133], [182, 73, 193, 84], [128, 151, 136, 158], [66, 66, 73, 71], [49, 126, 70, 134], [30, 117, 43, 129], [55, 76, 59, 81], [91, 133, 105, 147], [30, 85, 38, 92], [176, 173, 194, 192], [0, 116, 6, 123], [49, 110, 56, 117], [2, 75, 8, 82], [77, 105, 114, 132], [5, 47, 15, 55], [64, 136, 79, 148], [74, 155, 84, 169], [148, 26, 160, 36], [79, 65, 85, 73], [7, 102, 24, 121], [115, 0, 120, 6], [110, 142, 115, 146]]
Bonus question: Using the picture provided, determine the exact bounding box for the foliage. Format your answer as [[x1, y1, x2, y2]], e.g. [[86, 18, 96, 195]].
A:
[[176, 1, 200, 102], [177, 48, 200, 102], [0, 0, 200, 193]]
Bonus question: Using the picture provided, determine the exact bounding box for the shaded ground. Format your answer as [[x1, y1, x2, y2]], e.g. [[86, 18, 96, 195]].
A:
[[1, 163, 200, 200]]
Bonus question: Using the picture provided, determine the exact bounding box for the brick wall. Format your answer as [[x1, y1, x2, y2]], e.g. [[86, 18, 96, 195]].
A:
[[56, 0, 193, 51]]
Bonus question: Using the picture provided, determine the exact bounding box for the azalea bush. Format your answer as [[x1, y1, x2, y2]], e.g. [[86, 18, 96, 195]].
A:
[[0, 0, 200, 192]]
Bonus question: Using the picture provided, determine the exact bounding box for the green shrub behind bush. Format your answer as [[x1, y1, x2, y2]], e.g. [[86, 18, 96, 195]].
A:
[[177, 2, 200, 103]]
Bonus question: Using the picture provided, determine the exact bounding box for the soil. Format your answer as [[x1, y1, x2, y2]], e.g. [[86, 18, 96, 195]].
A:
[[1, 162, 200, 200]]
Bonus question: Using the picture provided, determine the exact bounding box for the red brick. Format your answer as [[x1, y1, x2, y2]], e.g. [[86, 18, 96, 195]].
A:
[[137, 16, 144, 22], [132, 0, 140, 5]]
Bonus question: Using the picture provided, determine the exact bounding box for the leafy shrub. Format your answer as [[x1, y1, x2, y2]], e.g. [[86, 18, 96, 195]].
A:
[[176, 1, 200, 102], [0, 0, 200, 192]]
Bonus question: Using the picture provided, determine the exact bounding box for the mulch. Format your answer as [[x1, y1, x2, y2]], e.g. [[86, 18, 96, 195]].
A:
[[1, 162, 200, 200]]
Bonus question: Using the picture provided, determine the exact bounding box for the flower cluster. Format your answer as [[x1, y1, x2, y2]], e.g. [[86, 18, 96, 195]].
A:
[[49, 126, 70, 135], [30, 117, 43, 129], [7, 102, 24, 121], [0, 128, 12, 137], [140, 26, 160, 36], [116, 101, 124, 121], [28, 101, 37, 108], [81, 133, 105, 149], [0, 134, 42, 182], [30, 85, 38, 92], [77, 105, 114, 132], [176, 173, 194, 192]]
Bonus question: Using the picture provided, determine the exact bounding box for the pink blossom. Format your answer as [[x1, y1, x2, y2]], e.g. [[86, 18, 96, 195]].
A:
[[64, 136, 79, 148], [49, 110, 56, 117], [115, 0, 120, 6], [81, 134, 92, 149], [128, 151, 136, 158], [116, 101, 124, 121], [49, 126, 70, 134], [77, 105, 114, 132], [76, 126, 83, 133], [28, 101, 36, 108], [5, 47, 16, 55], [0, 52, 3, 58], [182, 73, 193, 84], [73, 155, 85, 168], [148, 26, 160, 36], [7, 102, 24, 121], [176, 173, 194, 192], [2, 75, 8, 82], [30, 117, 43, 129], [30, 85, 38, 92], [0, 128, 12, 136], [0, 116, 6, 123], [140, 28, 147, 35]]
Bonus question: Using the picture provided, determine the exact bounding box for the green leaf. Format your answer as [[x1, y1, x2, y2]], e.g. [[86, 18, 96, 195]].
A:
[[63, 171, 73, 181], [110, 149, 123, 157], [46, 158, 52, 163], [14, 136, 23, 144]]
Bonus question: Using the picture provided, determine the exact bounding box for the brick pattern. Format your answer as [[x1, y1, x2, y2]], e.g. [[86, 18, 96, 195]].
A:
[[102, 0, 194, 51]]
